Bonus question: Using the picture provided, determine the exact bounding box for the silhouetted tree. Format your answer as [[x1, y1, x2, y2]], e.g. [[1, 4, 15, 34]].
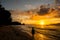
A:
[[0, 4, 24, 25], [0, 4, 12, 25]]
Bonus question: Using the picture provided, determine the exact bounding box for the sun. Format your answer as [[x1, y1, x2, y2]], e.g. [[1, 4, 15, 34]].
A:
[[39, 20, 45, 25]]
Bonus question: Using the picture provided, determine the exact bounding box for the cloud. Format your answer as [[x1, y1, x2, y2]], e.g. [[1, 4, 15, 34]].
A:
[[25, 4, 36, 9]]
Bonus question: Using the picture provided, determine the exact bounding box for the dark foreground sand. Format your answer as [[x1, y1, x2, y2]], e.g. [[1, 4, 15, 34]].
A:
[[0, 25, 32, 40]]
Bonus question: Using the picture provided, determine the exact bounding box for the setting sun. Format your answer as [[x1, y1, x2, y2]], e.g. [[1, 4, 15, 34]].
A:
[[39, 20, 45, 25]]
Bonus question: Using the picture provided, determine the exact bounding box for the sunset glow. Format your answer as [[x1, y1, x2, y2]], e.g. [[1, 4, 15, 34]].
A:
[[21, 18, 60, 25], [39, 20, 45, 25]]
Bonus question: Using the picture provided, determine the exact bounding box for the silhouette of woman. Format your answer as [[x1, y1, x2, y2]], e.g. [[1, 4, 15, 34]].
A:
[[32, 27, 35, 40]]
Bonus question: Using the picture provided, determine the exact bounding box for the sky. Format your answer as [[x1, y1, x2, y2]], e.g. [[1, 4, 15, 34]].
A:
[[0, 0, 54, 10]]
